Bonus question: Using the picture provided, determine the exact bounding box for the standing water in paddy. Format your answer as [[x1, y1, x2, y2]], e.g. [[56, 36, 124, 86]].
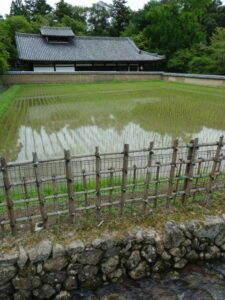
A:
[[0, 81, 225, 162]]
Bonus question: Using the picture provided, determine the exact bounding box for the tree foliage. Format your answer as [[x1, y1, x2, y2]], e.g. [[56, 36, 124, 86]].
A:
[[88, 1, 111, 36], [111, 0, 131, 36], [0, 0, 224, 74]]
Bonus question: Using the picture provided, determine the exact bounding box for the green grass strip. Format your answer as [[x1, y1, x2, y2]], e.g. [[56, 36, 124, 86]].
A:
[[0, 85, 20, 120]]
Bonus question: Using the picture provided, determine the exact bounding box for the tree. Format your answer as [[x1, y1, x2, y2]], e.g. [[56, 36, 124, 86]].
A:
[[143, 2, 205, 58], [201, 0, 225, 41], [210, 26, 225, 42], [33, 0, 52, 16], [61, 15, 86, 35], [71, 6, 88, 24], [55, 0, 73, 21], [168, 47, 201, 72], [0, 43, 9, 74], [189, 27, 225, 74], [88, 1, 111, 36], [4, 16, 34, 63], [24, 0, 36, 18], [10, 0, 25, 16], [111, 0, 131, 36]]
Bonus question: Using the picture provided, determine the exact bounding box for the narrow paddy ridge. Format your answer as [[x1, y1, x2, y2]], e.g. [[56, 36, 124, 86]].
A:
[[0, 80, 225, 162]]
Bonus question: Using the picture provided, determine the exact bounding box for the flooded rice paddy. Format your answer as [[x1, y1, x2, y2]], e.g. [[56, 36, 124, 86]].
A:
[[0, 81, 225, 162]]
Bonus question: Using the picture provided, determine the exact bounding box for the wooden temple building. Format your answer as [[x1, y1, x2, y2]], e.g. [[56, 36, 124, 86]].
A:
[[15, 26, 165, 72]]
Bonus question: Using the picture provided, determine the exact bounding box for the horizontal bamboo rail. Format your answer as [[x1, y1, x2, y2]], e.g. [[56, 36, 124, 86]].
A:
[[0, 138, 224, 235]]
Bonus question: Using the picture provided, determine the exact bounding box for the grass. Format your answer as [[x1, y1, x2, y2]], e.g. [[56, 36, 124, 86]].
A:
[[1, 191, 225, 255], [0, 80, 225, 162], [0, 85, 21, 120]]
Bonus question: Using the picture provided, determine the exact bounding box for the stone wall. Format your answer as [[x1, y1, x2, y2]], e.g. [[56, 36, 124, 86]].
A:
[[1, 215, 225, 300], [0, 71, 225, 87]]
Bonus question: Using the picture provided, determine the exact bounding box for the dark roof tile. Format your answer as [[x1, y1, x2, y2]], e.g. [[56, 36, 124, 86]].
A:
[[16, 32, 165, 62], [40, 26, 75, 37]]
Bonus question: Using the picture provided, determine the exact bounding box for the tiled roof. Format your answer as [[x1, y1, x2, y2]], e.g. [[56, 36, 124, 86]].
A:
[[15, 32, 165, 62], [40, 26, 75, 37]]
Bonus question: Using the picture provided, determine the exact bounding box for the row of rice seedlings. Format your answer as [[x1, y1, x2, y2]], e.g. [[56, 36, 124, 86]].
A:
[[1, 98, 25, 160]]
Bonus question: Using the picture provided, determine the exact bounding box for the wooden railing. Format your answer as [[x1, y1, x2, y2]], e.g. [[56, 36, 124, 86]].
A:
[[0, 137, 225, 236]]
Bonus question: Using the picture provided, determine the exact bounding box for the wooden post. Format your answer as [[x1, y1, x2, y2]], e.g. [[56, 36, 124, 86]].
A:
[[82, 169, 88, 207], [120, 144, 129, 216], [0, 223, 5, 238], [205, 136, 224, 205], [109, 167, 114, 213], [143, 142, 154, 211], [52, 175, 57, 211], [131, 165, 137, 199], [182, 139, 199, 205], [1, 157, 16, 236], [192, 159, 203, 202], [64, 150, 75, 224], [154, 162, 161, 208], [173, 158, 184, 204], [95, 147, 101, 221], [33, 152, 48, 228], [23, 177, 33, 232], [166, 139, 179, 208]]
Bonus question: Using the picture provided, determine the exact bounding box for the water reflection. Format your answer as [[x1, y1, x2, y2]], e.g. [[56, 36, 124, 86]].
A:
[[15, 124, 225, 162], [0, 81, 225, 162]]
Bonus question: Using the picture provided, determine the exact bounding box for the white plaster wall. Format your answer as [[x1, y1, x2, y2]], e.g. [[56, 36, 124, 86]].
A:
[[34, 66, 54, 72], [55, 65, 75, 72]]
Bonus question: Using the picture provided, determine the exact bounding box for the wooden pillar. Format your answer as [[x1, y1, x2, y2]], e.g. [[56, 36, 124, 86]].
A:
[[33, 152, 48, 228], [166, 139, 179, 208], [1, 157, 16, 236], [182, 139, 199, 205], [143, 141, 154, 211], [205, 136, 224, 204], [64, 150, 75, 224], [95, 147, 101, 221], [120, 144, 129, 216]]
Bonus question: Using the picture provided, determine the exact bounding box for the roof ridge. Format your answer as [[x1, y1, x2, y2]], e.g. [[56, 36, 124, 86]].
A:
[[40, 26, 72, 30], [77, 36, 130, 40], [15, 33, 131, 40], [15, 32, 41, 37]]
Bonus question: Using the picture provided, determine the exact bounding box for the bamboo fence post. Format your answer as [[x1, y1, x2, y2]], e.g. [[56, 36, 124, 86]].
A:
[[173, 158, 184, 204], [33, 152, 48, 229], [143, 142, 154, 212], [0, 223, 5, 237], [82, 169, 88, 207], [154, 162, 161, 208], [95, 147, 101, 221], [205, 136, 224, 205], [1, 157, 16, 236], [192, 158, 203, 202], [120, 144, 129, 216], [182, 138, 199, 205], [131, 165, 137, 199], [52, 175, 57, 211], [166, 139, 179, 208], [52, 175, 60, 223], [23, 177, 33, 232], [64, 150, 75, 224], [109, 167, 114, 213]]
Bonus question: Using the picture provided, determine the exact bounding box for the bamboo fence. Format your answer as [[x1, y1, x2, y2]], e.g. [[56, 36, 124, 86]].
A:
[[0, 137, 225, 236]]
